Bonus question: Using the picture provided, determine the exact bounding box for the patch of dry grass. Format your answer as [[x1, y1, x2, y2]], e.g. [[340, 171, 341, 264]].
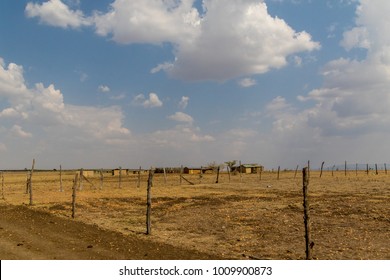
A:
[[1, 170, 389, 259]]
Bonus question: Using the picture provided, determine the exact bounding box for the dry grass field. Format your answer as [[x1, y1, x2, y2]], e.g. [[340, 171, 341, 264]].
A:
[[0, 169, 389, 259]]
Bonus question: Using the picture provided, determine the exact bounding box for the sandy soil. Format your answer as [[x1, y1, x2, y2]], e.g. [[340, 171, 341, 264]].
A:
[[0, 170, 389, 259]]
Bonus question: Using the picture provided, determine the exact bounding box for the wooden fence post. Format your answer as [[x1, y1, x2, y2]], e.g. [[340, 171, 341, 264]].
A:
[[344, 161, 347, 177], [163, 167, 167, 185], [294, 165, 299, 179], [375, 164, 378, 175], [180, 165, 183, 185], [277, 166, 280, 180], [385, 164, 388, 175], [239, 160, 242, 183], [79, 168, 84, 190], [72, 173, 79, 219], [302, 167, 313, 260], [29, 159, 35, 206], [119, 166, 122, 189], [320, 162, 325, 178], [366, 164, 369, 175], [100, 169, 104, 190], [1, 172, 4, 200], [137, 166, 141, 188], [146, 169, 154, 235], [215, 166, 220, 183], [59, 165, 63, 192]]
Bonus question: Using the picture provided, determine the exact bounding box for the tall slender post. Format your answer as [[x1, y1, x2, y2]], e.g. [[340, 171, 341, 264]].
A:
[[375, 164, 378, 175], [320, 162, 325, 178], [215, 166, 220, 183], [163, 167, 167, 185], [180, 165, 183, 185], [59, 165, 63, 192], [100, 168, 104, 190], [345, 161, 347, 177], [366, 164, 369, 175], [239, 160, 242, 183], [72, 173, 79, 219], [294, 165, 299, 179], [385, 164, 388, 175], [119, 166, 122, 189], [146, 169, 154, 235], [29, 159, 35, 206], [137, 166, 141, 188], [1, 172, 4, 200], [302, 167, 312, 260], [277, 166, 280, 180], [79, 168, 84, 190]]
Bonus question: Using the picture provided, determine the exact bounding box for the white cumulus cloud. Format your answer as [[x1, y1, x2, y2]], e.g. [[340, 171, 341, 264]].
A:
[[25, 0, 91, 29], [168, 112, 194, 123], [26, 0, 320, 81]]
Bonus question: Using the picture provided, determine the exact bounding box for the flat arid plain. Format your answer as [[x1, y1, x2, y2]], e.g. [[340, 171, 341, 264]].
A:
[[0, 169, 389, 260]]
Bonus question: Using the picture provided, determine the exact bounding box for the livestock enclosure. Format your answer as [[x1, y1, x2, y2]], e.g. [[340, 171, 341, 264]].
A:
[[0, 169, 389, 259]]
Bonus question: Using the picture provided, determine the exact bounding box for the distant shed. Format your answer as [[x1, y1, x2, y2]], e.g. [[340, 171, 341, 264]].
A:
[[232, 164, 263, 174], [183, 167, 214, 174]]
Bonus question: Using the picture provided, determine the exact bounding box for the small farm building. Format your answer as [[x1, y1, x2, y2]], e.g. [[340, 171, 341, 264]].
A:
[[232, 164, 263, 174], [77, 170, 96, 177], [112, 169, 130, 176], [183, 167, 214, 174]]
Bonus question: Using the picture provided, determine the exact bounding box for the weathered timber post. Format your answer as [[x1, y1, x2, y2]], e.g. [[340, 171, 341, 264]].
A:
[[119, 166, 122, 189], [239, 160, 242, 183], [277, 166, 280, 180], [302, 167, 312, 260], [25, 171, 30, 194], [1, 172, 4, 200], [137, 166, 141, 188], [146, 169, 154, 235], [79, 168, 84, 190], [320, 162, 325, 178], [366, 164, 369, 175], [294, 165, 299, 179], [345, 161, 347, 177], [59, 165, 63, 192], [180, 165, 183, 185], [29, 159, 35, 206], [385, 164, 388, 175], [163, 167, 167, 185], [100, 168, 104, 190], [215, 166, 220, 183], [375, 164, 378, 175], [72, 173, 79, 219]]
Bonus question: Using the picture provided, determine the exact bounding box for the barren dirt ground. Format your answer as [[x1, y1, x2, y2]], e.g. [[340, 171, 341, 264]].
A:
[[0, 170, 389, 260]]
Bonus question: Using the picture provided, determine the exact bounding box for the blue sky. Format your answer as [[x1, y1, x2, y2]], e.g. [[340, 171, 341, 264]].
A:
[[1, 0, 389, 170]]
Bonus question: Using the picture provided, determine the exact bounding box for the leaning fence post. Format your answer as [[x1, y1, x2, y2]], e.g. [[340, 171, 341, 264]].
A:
[[146, 169, 154, 235], [72, 173, 79, 218], [1, 172, 4, 200], [59, 165, 63, 192], [215, 166, 220, 183], [320, 161, 325, 178], [29, 159, 35, 206], [302, 167, 312, 260], [119, 166, 122, 189]]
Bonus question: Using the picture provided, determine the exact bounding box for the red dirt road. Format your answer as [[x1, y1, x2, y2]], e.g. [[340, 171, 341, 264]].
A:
[[0, 204, 219, 260]]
